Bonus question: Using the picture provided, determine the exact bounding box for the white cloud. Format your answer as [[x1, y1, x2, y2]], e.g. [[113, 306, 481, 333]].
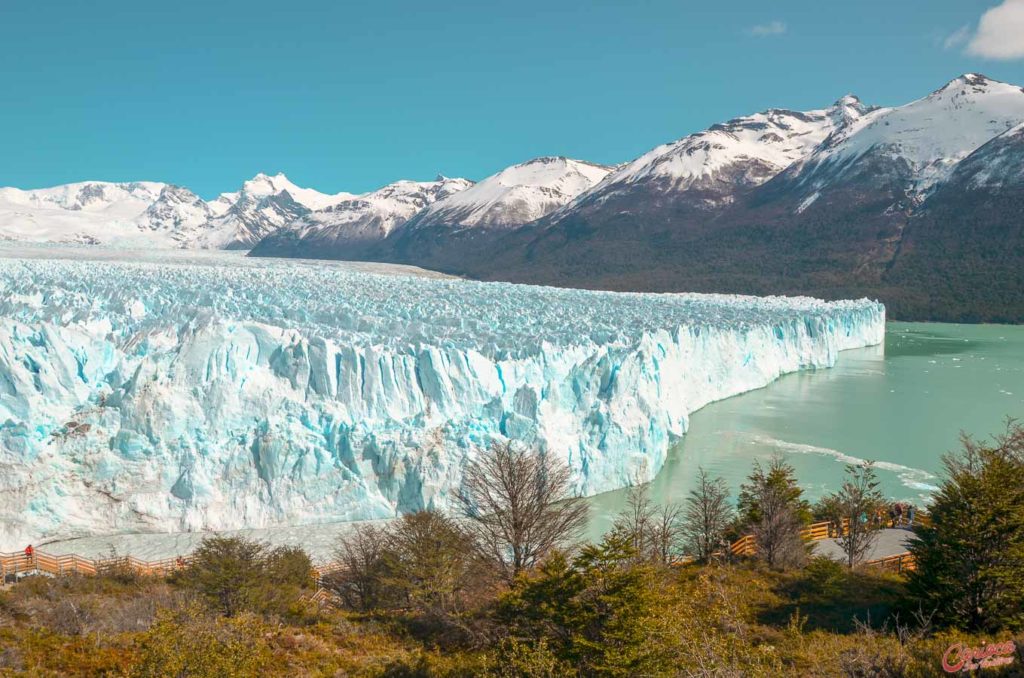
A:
[[943, 24, 971, 50], [967, 0, 1024, 60], [748, 21, 787, 37]]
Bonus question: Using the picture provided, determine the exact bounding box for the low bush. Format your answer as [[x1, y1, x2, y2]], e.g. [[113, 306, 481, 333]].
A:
[[131, 605, 271, 678], [175, 536, 314, 620]]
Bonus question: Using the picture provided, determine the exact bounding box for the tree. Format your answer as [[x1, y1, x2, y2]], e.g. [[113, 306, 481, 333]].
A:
[[327, 510, 493, 622], [611, 485, 685, 566], [681, 468, 733, 562], [326, 523, 393, 611], [498, 532, 667, 676], [823, 462, 884, 568], [611, 485, 656, 561], [179, 537, 312, 618], [264, 546, 314, 587], [456, 441, 588, 583], [384, 510, 491, 617], [906, 422, 1024, 631], [812, 494, 844, 537], [738, 454, 811, 526], [183, 537, 267, 617], [739, 455, 809, 569], [648, 502, 686, 567]]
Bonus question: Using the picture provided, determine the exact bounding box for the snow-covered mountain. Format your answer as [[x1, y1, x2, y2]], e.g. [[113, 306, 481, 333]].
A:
[[210, 172, 354, 214], [190, 173, 359, 250], [136, 184, 216, 236], [402, 156, 613, 231], [0, 181, 166, 213], [340, 98, 878, 278], [945, 121, 1024, 191], [786, 74, 1024, 208], [0, 172, 356, 249], [249, 176, 473, 259], [337, 156, 615, 267], [557, 95, 873, 214], [249, 157, 611, 262], [0, 181, 171, 245], [881, 119, 1024, 322]]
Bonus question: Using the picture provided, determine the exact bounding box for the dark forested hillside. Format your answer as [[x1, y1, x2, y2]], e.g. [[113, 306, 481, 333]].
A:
[[383, 158, 1024, 323]]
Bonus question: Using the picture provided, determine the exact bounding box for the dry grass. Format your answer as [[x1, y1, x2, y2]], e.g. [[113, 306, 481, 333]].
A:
[[0, 559, 1020, 677]]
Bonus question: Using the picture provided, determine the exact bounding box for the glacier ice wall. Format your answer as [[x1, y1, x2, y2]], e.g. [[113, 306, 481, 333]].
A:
[[0, 247, 884, 549]]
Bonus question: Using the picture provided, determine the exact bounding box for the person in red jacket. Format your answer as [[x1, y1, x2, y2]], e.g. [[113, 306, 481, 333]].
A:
[[24, 544, 33, 559]]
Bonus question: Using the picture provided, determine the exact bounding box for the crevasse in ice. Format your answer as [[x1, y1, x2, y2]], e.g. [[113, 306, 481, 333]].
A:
[[0, 249, 885, 549]]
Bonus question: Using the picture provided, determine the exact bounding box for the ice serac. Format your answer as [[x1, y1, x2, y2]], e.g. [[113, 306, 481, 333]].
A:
[[0, 248, 885, 550]]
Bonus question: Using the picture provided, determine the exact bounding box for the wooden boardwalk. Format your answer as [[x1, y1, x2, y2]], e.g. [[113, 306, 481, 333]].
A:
[[812, 528, 917, 564], [3, 519, 922, 584]]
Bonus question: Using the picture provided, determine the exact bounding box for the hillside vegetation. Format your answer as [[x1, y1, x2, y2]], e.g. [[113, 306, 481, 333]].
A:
[[2, 424, 1023, 676]]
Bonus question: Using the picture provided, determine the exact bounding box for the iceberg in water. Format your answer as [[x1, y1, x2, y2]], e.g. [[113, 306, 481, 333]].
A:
[[0, 246, 884, 550]]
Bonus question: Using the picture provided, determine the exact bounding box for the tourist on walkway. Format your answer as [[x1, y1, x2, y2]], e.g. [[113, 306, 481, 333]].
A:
[[23, 544, 33, 559], [907, 504, 915, 528], [895, 503, 904, 527], [888, 505, 897, 528]]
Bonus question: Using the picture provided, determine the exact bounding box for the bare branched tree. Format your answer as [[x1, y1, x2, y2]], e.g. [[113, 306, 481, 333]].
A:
[[456, 441, 588, 583], [682, 468, 733, 562], [612, 485, 686, 565], [648, 502, 686, 565], [751, 483, 806, 569], [612, 485, 656, 560], [826, 462, 884, 568], [741, 457, 807, 569], [327, 523, 392, 611]]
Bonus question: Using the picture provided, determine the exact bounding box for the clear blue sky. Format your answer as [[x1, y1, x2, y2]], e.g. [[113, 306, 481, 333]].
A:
[[1, 0, 1022, 198]]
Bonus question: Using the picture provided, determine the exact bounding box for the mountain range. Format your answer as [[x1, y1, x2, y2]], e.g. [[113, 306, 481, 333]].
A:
[[3, 73, 1023, 321], [0, 172, 365, 250]]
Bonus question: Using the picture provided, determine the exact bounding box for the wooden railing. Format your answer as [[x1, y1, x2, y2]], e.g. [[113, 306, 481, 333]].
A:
[[728, 519, 844, 557], [3, 516, 921, 585], [729, 534, 756, 557], [802, 519, 846, 541], [864, 552, 916, 573], [1, 550, 192, 582], [726, 518, 918, 570]]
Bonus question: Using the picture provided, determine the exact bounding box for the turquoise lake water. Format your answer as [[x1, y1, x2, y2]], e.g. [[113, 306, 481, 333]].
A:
[[584, 322, 1024, 536]]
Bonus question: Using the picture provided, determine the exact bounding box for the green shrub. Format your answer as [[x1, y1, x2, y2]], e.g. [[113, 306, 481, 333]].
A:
[[906, 423, 1024, 631], [176, 536, 313, 619], [131, 605, 271, 678], [802, 556, 848, 599], [491, 637, 572, 677], [498, 533, 670, 676]]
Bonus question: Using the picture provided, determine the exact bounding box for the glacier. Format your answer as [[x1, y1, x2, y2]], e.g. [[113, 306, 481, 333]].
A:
[[0, 245, 884, 551]]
